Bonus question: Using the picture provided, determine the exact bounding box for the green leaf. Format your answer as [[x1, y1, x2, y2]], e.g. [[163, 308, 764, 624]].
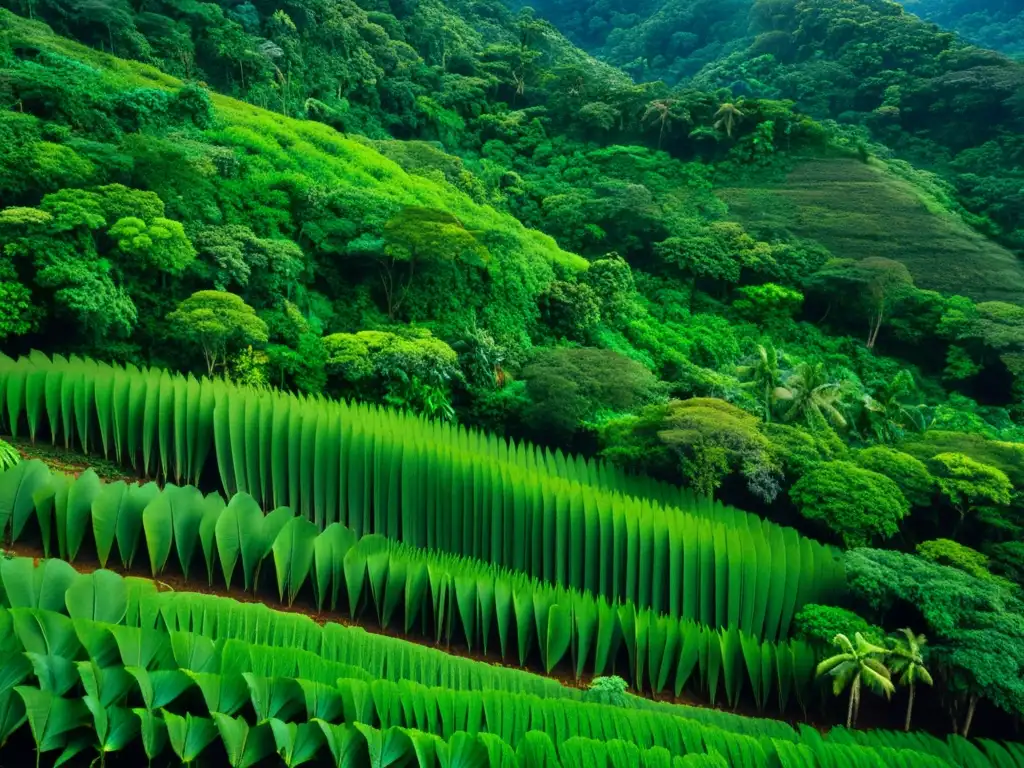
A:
[[0, 460, 50, 542], [65, 569, 127, 624], [272, 517, 318, 606], [215, 493, 263, 591], [214, 712, 275, 768], [62, 468, 101, 561], [133, 708, 167, 762], [164, 710, 218, 765], [270, 718, 323, 768], [3, 557, 78, 611], [16, 685, 86, 756]]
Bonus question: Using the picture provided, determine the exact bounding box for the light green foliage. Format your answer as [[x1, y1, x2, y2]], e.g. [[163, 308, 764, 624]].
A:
[[107, 216, 196, 274], [793, 605, 884, 647], [775, 363, 856, 431], [789, 461, 909, 548], [928, 452, 1013, 518], [0, 261, 34, 340], [732, 283, 803, 327], [0, 440, 19, 472], [656, 398, 779, 500], [322, 329, 459, 419], [583, 676, 630, 708], [168, 291, 269, 376], [854, 447, 935, 508], [916, 540, 1007, 586]]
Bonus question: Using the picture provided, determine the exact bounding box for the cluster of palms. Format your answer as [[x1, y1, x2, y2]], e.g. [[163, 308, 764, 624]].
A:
[[737, 343, 927, 441], [817, 630, 933, 731]]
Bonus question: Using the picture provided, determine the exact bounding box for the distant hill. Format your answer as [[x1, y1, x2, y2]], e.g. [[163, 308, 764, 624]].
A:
[[900, 0, 1024, 57]]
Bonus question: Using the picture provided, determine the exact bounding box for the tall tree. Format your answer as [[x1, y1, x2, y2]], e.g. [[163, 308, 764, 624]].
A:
[[889, 629, 933, 732], [167, 291, 269, 375]]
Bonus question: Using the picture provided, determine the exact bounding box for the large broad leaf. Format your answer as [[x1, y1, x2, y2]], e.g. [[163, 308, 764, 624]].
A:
[[76, 661, 132, 709], [0, 460, 51, 542], [243, 673, 302, 724], [214, 713, 275, 768], [91, 481, 128, 568], [3, 557, 78, 611], [84, 698, 138, 757], [0, 690, 27, 748], [16, 685, 86, 756], [62, 469, 101, 561], [313, 524, 356, 611], [315, 720, 367, 768], [26, 653, 78, 696], [199, 493, 225, 586], [142, 486, 178, 577], [186, 671, 249, 717], [215, 493, 264, 591], [133, 708, 167, 762], [272, 517, 318, 606], [270, 718, 323, 768], [164, 710, 218, 765], [126, 667, 192, 711], [66, 569, 127, 624], [115, 482, 160, 570]]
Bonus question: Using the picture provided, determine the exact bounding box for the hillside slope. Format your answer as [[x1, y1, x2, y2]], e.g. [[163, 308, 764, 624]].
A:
[[718, 158, 1024, 303], [0, 10, 583, 355]]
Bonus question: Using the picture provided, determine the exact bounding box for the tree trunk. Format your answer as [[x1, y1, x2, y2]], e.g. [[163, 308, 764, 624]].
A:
[[905, 682, 915, 732], [962, 695, 978, 738], [847, 676, 859, 728]]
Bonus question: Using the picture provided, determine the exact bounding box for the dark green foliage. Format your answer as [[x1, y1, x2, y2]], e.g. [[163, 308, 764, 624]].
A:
[[790, 462, 910, 548], [521, 348, 664, 439], [845, 548, 1024, 724]]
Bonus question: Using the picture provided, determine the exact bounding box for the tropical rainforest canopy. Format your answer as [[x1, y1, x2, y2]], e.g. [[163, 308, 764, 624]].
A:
[[0, 0, 1023, 763]]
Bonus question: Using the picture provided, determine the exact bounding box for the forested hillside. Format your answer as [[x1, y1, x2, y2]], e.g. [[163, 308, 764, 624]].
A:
[[902, 0, 1024, 56], [0, 0, 1023, 760]]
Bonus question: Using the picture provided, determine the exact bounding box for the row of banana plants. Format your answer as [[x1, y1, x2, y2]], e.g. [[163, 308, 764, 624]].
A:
[[2, 558, 1016, 768], [0, 353, 845, 640], [0, 351, 688, 510], [0, 600, 982, 768], [0, 461, 820, 712]]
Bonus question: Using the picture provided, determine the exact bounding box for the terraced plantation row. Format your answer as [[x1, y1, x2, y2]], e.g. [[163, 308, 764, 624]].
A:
[[0, 460, 821, 710], [0, 559, 1020, 768], [1, 353, 1022, 767], [0, 353, 844, 642]]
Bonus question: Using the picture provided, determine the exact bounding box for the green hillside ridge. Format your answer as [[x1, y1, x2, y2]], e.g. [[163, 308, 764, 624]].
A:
[[718, 158, 1024, 303]]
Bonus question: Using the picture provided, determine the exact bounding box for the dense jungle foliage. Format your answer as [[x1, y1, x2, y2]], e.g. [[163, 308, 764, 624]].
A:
[[0, 0, 1023, 746]]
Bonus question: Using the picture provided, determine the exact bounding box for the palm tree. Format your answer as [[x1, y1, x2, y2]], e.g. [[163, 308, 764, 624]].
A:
[[816, 633, 895, 728], [737, 343, 784, 422], [714, 102, 745, 137], [775, 362, 852, 430], [889, 629, 933, 732], [861, 370, 926, 444], [643, 99, 689, 149]]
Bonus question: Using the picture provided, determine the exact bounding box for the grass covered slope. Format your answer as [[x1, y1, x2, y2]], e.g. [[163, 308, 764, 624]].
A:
[[717, 158, 1024, 304]]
